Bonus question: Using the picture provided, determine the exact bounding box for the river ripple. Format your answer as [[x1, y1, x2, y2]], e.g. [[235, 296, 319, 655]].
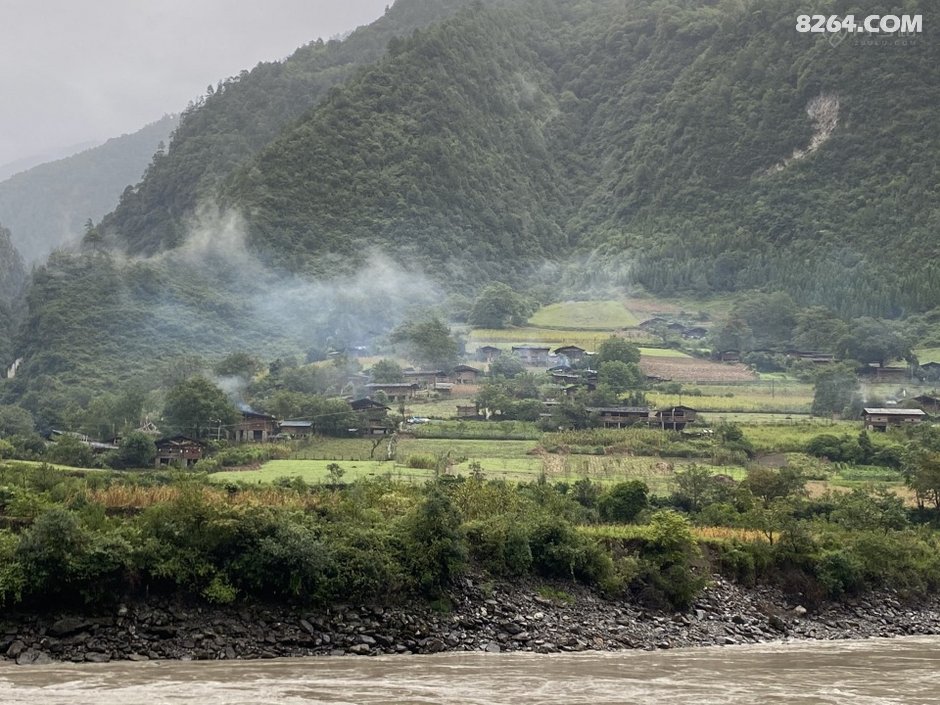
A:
[[1, 636, 938, 705]]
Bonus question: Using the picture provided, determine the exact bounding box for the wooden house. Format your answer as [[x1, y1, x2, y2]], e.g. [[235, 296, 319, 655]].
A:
[[451, 364, 482, 384], [682, 327, 708, 340], [512, 345, 551, 366], [365, 382, 419, 402], [862, 407, 925, 431], [913, 395, 940, 414], [586, 406, 651, 428], [919, 362, 940, 379], [456, 404, 480, 419], [477, 346, 501, 363], [403, 370, 447, 389], [232, 411, 279, 443], [278, 420, 313, 438], [553, 345, 588, 363], [155, 436, 205, 468], [350, 398, 391, 435], [650, 406, 698, 431]]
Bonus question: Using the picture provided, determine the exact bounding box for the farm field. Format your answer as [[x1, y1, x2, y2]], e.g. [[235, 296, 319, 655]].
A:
[[915, 347, 940, 363], [467, 327, 654, 350], [528, 300, 639, 329], [210, 454, 748, 493], [639, 355, 756, 383], [647, 390, 812, 413]]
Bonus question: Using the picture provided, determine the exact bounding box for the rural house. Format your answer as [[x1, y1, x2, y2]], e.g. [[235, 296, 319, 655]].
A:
[[154, 436, 205, 467], [512, 345, 552, 366], [476, 345, 501, 363], [912, 395, 940, 414], [403, 369, 447, 389], [364, 382, 419, 402], [650, 406, 698, 431], [278, 420, 313, 438], [586, 406, 651, 428], [862, 407, 925, 431], [553, 345, 588, 363], [350, 398, 392, 435], [232, 410, 279, 443], [451, 364, 482, 384]]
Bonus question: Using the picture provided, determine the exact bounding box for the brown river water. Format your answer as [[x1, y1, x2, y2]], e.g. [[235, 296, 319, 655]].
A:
[[1, 636, 938, 704]]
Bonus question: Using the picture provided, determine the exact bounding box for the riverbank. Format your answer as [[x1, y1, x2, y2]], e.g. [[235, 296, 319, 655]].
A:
[[4, 575, 940, 665]]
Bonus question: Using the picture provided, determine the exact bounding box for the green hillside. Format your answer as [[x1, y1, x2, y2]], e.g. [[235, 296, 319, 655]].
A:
[[6, 0, 940, 403], [0, 225, 25, 365], [100, 0, 469, 256], [222, 0, 938, 312], [0, 115, 178, 263]]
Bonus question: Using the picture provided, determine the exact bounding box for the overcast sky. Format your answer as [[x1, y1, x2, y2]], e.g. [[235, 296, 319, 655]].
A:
[[0, 0, 390, 168]]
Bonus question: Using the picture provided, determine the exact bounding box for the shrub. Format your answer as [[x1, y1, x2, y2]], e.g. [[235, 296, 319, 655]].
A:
[[599, 481, 649, 523]]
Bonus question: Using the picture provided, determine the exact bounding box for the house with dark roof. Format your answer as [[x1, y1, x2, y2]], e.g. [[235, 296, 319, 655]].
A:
[[155, 436, 206, 467], [452, 364, 482, 384], [232, 411, 278, 443], [365, 382, 419, 402], [512, 345, 552, 366], [586, 406, 651, 428]]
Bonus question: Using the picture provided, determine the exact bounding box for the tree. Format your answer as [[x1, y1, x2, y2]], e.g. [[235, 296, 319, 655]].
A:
[[213, 352, 261, 379], [743, 466, 805, 507], [369, 359, 404, 383], [468, 283, 534, 328], [390, 316, 459, 369], [114, 431, 157, 469], [595, 337, 641, 365], [597, 360, 643, 393], [489, 353, 525, 379], [0, 405, 35, 438], [793, 306, 849, 352], [599, 480, 649, 522], [837, 317, 913, 367], [811, 364, 861, 416], [163, 376, 238, 439]]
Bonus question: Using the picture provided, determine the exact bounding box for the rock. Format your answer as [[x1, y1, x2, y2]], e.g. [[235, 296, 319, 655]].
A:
[[793, 606, 808, 617], [299, 619, 315, 635], [767, 615, 788, 633], [85, 652, 111, 663], [127, 653, 150, 662], [6, 639, 26, 659], [421, 638, 446, 654], [484, 641, 501, 653], [49, 618, 93, 637], [348, 644, 371, 655]]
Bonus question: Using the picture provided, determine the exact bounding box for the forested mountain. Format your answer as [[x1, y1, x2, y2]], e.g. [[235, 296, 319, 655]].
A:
[[99, 0, 469, 255], [0, 115, 178, 263], [0, 225, 25, 365], [5, 0, 939, 404]]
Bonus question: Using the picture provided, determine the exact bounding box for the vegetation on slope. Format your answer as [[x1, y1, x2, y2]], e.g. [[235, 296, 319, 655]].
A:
[[0, 115, 178, 263]]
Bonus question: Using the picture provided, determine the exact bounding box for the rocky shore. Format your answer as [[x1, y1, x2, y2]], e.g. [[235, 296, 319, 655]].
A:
[[4, 576, 940, 665]]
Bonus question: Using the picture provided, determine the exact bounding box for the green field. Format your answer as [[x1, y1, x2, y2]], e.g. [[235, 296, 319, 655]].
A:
[[916, 348, 940, 364], [528, 300, 639, 329], [467, 328, 655, 350], [647, 391, 812, 414]]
